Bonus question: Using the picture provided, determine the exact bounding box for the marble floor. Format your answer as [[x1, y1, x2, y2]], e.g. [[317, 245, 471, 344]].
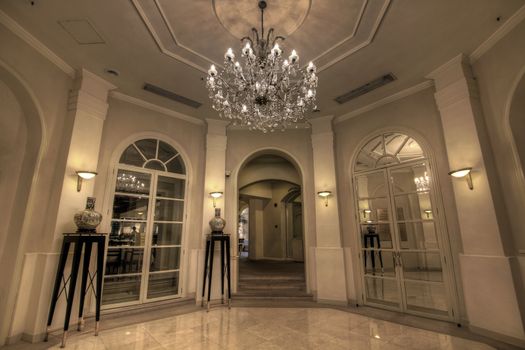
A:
[[41, 307, 495, 350]]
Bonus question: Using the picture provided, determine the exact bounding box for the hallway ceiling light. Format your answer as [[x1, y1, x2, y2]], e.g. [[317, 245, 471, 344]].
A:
[[76, 171, 97, 192], [448, 167, 473, 190], [205, 0, 318, 133], [210, 191, 223, 207], [317, 191, 332, 207]]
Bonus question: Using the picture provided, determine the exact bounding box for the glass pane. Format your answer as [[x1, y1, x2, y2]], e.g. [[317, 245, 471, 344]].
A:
[[102, 275, 141, 305], [391, 163, 429, 194], [360, 224, 393, 249], [166, 155, 185, 174], [150, 247, 181, 272], [158, 141, 177, 162], [155, 199, 184, 221], [147, 271, 179, 299], [358, 198, 389, 223], [112, 195, 149, 220], [355, 136, 383, 172], [398, 138, 424, 162], [115, 170, 150, 195], [365, 277, 400, 307], [152, 223, 182, 245], [109, 221, 146, 246], [105, 248, 144, 275], [405, 281, 447, 314], [144, 160, 166, 171], [401, 252, 443, 282], [119, 145, 145, 167], [394, 193, 432, 221], [384, 133, 409, 156], [135, 139, 157, 160], [398, 222, 439, 250], [356, 172, 387, 198], [363, 250, 396, 277], [157, 176, 185, 199]]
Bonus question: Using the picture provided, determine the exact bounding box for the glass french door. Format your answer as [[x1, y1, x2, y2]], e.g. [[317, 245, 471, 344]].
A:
[[355, 160, 454, 319], [102, 166, 185, 307]]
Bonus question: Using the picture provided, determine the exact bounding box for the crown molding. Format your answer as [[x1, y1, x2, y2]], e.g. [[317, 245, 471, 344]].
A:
[[109, 91, 205, 125], [0, 9, 75, 78], [470, 4, 525, 64], [334, 80, 434, 123]]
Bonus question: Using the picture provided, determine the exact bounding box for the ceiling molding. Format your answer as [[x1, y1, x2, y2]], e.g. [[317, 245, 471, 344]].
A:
[[109, 91, 205, 125], [318, 0, 391, 72], [130, 0, 208, 73], [132, 0, 390, 74], [0, 9, 75, 78], [469, 4, 525, 64], [334, 80, 434, 124]]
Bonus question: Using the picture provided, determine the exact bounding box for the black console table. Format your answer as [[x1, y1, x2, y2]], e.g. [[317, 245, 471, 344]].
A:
[[45, 233, 106, 347], [201, 232, 231, 311]]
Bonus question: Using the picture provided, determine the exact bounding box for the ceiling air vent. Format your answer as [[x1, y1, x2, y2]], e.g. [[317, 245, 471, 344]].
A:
[[335, 73, 397, 104], [143, 83, 202, 109]]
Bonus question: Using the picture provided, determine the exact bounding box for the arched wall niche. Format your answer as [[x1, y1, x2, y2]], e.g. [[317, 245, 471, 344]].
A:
[[0, 60, 46, 345], [226, 146, 314, 293]]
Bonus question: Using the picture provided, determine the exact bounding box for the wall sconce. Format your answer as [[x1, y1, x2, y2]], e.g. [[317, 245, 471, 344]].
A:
[[448, 167, 473, 190], [424, 209, 432, 219], [209, 191, 223, 207], [317, 191, 332, 207], [363, 209, 372, 219], [76, 171, 97, 192]]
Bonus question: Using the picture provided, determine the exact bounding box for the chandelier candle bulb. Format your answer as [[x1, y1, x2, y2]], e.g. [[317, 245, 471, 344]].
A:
[[205, 0, 317, 132]]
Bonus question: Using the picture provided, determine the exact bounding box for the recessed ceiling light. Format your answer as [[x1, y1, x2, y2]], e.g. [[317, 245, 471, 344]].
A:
[[105, 68, 120, 77]]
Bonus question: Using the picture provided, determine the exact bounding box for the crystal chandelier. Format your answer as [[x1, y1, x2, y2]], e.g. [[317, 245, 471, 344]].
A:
[[206, 0, 318, 133], [414, 172, 430, 192], [116, 173, 146, 193]]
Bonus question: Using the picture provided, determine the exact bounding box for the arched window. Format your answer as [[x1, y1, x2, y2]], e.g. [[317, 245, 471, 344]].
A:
[[103, 138, 187, 307], [353, 132, 455, 320]]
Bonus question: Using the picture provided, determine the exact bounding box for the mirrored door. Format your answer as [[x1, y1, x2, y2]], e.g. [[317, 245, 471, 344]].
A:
[[103, 167, 185, 307], [355, 162, 453, 319]]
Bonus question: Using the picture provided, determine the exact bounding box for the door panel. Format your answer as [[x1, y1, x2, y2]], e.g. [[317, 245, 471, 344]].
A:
[[355, 161, 453, 319]]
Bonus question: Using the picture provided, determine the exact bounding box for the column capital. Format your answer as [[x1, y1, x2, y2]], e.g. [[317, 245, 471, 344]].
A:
[[426, 54, 472, 90], [205, 119, 229, 136], [310, 115, 334, 134]]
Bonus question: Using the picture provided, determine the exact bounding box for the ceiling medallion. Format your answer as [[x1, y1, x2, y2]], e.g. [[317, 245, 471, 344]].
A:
[[206, 0, 318, 132]]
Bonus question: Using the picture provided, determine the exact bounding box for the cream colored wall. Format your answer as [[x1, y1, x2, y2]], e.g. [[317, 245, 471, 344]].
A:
[[472, 18, 525, 341], [0, 24, 73, 345], [473, 20, 525, 252], [334, 88, 463, 311], [93, 97, 206, 297], [225, 129, 317, 293]]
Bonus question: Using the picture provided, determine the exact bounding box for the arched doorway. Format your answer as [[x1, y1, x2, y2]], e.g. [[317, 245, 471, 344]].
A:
[[0, 63, 44, 345], [236, 153, 308, 297], [103, 138, 188, 307], [352, 132, 457, 320]]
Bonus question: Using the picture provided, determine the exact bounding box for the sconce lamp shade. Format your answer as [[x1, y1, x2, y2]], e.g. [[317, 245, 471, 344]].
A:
[[448, 167, 473, 190], [76, 171, 97, 192], [77, 171, 97, 179], [448, 167, 472, 178], [317, 191, 332, 207], [209, 191, 223, 207]]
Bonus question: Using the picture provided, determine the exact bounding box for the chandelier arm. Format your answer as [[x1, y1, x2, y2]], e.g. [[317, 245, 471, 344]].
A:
[[266, 28, 274, 47], [271, 35, 286, 47]]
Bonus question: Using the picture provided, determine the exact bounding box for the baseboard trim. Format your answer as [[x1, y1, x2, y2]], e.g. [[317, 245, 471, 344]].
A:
[[469, 324, 525, 348], [316, 298, 348, 306]]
